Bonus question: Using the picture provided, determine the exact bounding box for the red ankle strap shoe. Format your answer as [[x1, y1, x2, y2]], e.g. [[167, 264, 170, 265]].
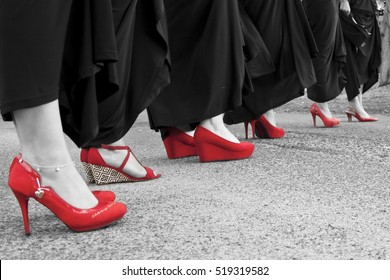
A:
[[88, 145, 161, 185], [8, 155, 127, 235]]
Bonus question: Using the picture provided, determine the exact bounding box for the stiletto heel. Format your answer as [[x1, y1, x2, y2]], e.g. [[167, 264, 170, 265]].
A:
[[244, 120, 256, 139], [345, 107, 378, 122], [80, 148, 95, 183], [254, 115, 285, 139], [8, 155, 127, 234], [88, 145, 160, 185], [162, 127, 197, 159], [309, 104, 340, 127], [12, 191, 30, 235], [311, 111, 317, 127], [346, 112, 352, 122], [194, 126, 254, 162]]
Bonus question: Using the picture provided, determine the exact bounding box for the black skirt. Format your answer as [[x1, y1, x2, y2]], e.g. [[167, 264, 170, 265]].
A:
[[304, 0, 347, 103], [60, 0, 170, 147], [224, 0, 318, 124], [147, 0, 247, 130], [339, 0, 381, 101], [0, 0, 73, 121]]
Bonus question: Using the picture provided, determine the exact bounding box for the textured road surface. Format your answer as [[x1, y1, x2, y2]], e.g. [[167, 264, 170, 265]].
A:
[[0, 87, 389, 260]]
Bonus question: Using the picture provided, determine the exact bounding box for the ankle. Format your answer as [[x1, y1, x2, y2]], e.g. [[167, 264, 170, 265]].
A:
[[262, 112, 277, 127], [97, 148, 126, 169], [198, 124, 239, 144], [22, 151, 72, 168], [348, 102, 368, 116], [106, 139, 126, 147], [33, 164, 98, 209], [95, 146, 148, 178], [316, 103, 332, 118]]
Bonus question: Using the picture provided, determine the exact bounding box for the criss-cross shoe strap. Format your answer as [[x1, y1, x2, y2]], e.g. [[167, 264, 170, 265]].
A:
[[100, 145, 131, 172]]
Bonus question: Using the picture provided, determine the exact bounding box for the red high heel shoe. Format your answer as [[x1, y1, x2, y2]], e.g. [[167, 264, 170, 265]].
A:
[[254, 115, 285, 139], [244, 120, 256, 139], [162, 127, 197, 159], [310, 104, 340, 127], [8, 155, 127, 235], [88, 145, 161, 185], [80, 148, 95, 183], [345, 107, 378, 122], [194, 126, 254, 162]]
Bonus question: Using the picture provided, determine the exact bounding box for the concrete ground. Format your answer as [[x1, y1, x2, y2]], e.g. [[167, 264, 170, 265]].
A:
[[0, 85, 389, 260]]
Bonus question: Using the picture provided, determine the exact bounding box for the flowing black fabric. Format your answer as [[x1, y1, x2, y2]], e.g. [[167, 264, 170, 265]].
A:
[[147, 0, 247, 130], [0, 0, 73, 121], [339, 0, 381, 101], [304, 0, 347, 103], [224, 0, 318, 125], [60, 0, 170, 147], [238, 3, 274, 81]]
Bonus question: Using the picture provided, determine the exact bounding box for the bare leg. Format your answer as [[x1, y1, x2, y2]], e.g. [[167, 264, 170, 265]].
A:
[[263, 109, 277, 126], [316, 102, 333, 118], [97, 138, 148, 178], [348, 94, 370, 118], [169, 113, 240, 145], [200, 113, 239, 143], [13, 100, 98, 209]]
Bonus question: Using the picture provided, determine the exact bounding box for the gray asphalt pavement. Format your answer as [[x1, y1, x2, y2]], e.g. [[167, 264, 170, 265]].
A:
[[0, 90, 389, 260]]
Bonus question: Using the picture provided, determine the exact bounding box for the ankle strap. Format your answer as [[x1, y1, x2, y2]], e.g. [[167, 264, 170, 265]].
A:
[[101, 144, 131, 152], [100, 145, 131, 171], [22, 158, 74, 172]]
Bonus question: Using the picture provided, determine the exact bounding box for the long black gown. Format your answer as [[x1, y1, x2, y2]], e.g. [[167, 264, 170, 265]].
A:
[[147, 0, 250, 130], [339, 0, 381, 101], [59, 0, 170, 147], [304, 0, 347, 103], [0, 0, 73, 120], [224, 0, 318, 125]]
